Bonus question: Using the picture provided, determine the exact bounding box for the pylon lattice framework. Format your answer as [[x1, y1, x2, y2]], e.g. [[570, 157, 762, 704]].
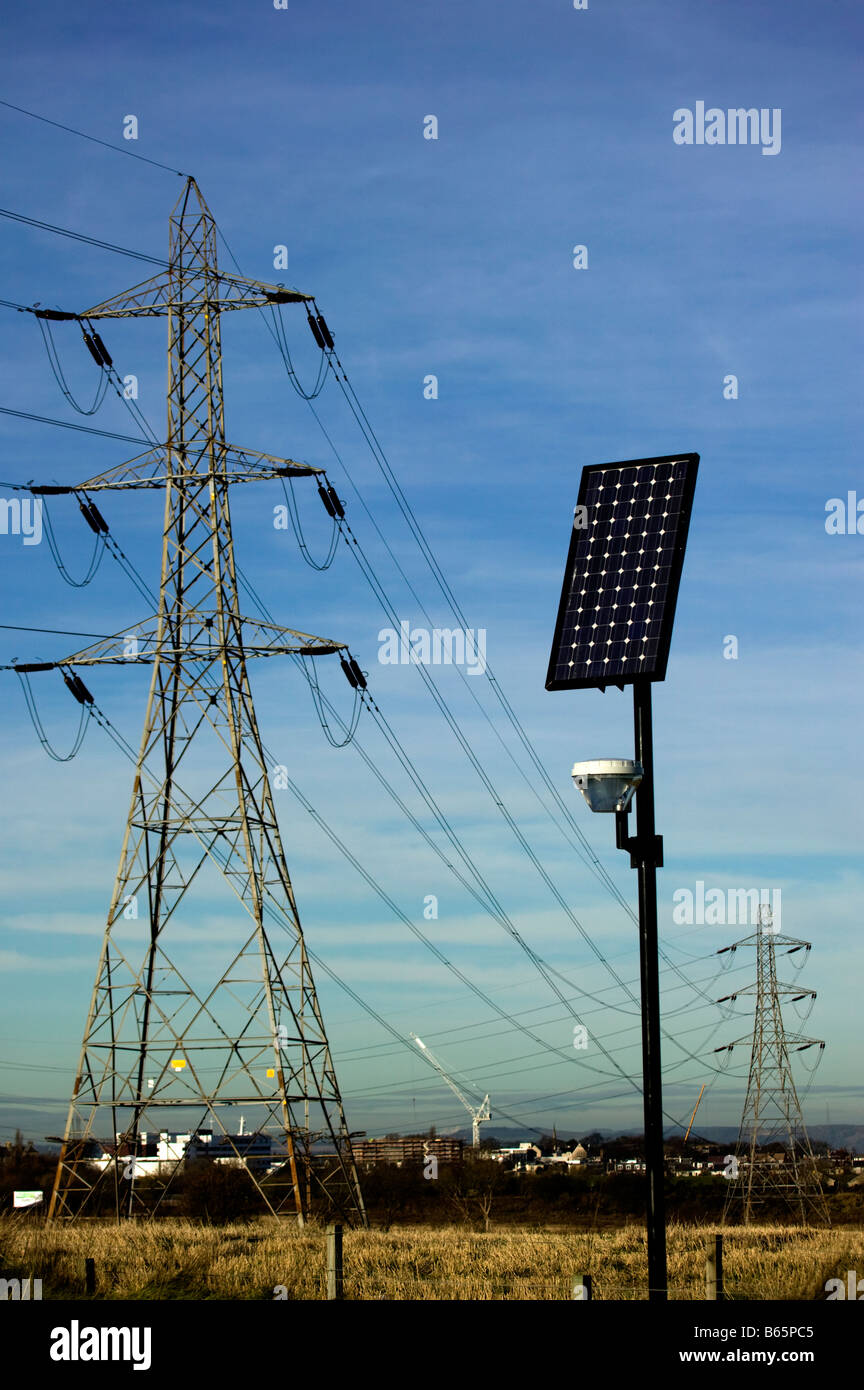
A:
[[47, 178, 367, 1226], [720, 912, 829, 1227]]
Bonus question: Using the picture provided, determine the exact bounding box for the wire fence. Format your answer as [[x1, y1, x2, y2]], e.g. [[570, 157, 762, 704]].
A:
[[2, 1218, 860, 1302]]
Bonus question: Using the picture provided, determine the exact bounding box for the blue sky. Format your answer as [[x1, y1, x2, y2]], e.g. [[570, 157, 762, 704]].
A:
[[0, 0, 861, 1147]]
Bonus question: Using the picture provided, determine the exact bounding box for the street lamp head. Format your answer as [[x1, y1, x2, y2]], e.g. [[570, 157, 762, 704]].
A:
[[571, 758, 643, 813]]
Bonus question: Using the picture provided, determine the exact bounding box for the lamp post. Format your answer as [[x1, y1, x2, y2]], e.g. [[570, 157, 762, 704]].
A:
[[546, 453, 700, 1304]]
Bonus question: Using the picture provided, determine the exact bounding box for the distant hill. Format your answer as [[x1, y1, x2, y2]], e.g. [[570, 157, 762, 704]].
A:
[[688, 1124, 864, 1152], [429, 1124, 864, 1151]]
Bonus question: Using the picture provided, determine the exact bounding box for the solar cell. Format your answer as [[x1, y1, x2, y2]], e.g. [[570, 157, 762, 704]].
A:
[[545, 453, 699, 690]]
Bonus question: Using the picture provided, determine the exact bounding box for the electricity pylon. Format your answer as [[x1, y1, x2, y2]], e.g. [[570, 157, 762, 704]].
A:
[[410, 1034, 491, 1147], [715, 908, 828, 1226], [46, 177, 366, 1226]]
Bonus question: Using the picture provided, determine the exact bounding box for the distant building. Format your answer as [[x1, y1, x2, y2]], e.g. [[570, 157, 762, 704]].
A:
[[352, 1136, 464, 1167], [547, 1142, 591, 1168], [187, 1129, 273, 1170], [492, 1142, 542, 1165], [93, 1123, 273, 1175]]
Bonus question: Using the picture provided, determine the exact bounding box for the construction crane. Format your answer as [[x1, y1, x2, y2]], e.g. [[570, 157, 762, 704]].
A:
[[411, 1034, 491, 1148], [683, 1084, 706, 1144]]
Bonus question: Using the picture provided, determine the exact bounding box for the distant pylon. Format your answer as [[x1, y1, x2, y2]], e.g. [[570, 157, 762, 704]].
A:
[[46, 178, 366, 1226], [715, 907, 829, 1226]]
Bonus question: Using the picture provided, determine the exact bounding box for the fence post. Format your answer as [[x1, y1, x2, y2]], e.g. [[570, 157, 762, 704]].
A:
[[84, 1257, 96, 1295], [327, 1223, 343, 1301], [705, 1233, 723, 1300], [573, 1273, 592, 1301]]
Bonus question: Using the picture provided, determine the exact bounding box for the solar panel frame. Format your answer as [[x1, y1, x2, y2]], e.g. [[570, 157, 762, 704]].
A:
[[545, 452, 699, 691]]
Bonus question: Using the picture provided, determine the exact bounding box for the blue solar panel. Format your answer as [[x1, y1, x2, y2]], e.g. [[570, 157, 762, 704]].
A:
[[546, 453, 699, 691]]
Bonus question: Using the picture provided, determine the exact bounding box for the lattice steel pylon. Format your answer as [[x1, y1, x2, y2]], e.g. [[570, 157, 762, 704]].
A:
[[716, 909, 828, 1226], [47, 177, 367, 1226]]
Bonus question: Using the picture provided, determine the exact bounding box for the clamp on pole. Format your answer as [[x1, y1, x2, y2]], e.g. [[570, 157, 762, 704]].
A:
[[615, 806, 663, 869]]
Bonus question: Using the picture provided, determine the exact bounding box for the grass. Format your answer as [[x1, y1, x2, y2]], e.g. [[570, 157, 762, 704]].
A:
[[2, 1218, 862, 1300]]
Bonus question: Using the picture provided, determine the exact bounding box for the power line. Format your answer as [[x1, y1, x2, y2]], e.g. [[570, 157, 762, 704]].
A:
[[1, 394, 719, 1095], [2, 419, 727, 1118], [347, 1015, 728, 1103], [291, 347, 642, 924], [5, 511, 643, 1100], [83, 684, 573, 1132], [1, 216, 720, 1030], [0, 98, 187, 177], [0, 128, 633, 949], [248, 286, 714, 1031], [337, 960, 738, 1066], [0, 404, 149, 444], [9, 658, 720, 1131], [8, 559, 636, 1119], [0, 625, 121, 639], [15, 666, 91, 761], [1, 195, 729, 1135], [35, 314, 111, 417], [81, 561, 729, 1119], [0, 191, 706, 1086], [311, 325, 717, 1024], [0, 206, 168, 267], [322, 349, 722, 1014]]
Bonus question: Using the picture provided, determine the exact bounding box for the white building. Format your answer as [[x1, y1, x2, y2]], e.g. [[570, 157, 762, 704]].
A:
[[94, 1121, 273, 1175]]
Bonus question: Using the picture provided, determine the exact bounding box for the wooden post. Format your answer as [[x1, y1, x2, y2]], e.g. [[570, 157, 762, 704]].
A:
[[705, 1233, 723, 1300], [326, 1223, 343, 1301], [573, 1274, 592, 1300], [84, 1257, 96, 1295]]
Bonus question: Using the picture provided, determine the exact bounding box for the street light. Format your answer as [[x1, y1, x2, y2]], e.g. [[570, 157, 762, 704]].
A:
[[571, 758, 643, 813], [546, 452, 700, 1303]]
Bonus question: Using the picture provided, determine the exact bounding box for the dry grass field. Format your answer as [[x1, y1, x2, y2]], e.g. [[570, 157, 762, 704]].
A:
[[2, 1218, 862, 1300]]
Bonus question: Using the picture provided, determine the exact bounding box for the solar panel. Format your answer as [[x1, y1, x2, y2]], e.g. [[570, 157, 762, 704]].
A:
[[545, 453, 699, 691]]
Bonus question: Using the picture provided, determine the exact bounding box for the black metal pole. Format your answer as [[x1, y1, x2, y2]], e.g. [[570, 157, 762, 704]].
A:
[[632, 677, 667, 1302]]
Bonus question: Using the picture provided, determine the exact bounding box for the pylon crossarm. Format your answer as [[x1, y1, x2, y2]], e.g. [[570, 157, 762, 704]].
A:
[[83, 270, 312, 320], [204, 268, 311, 308], [81, 271, 177, 318], [11, 620, 347, 667], [720, 980, 814, 1000], [726, 931, 812, 951], [53, 640, 343, 665], [67, 445, 321, 493], [233, 617, 348, 654]]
